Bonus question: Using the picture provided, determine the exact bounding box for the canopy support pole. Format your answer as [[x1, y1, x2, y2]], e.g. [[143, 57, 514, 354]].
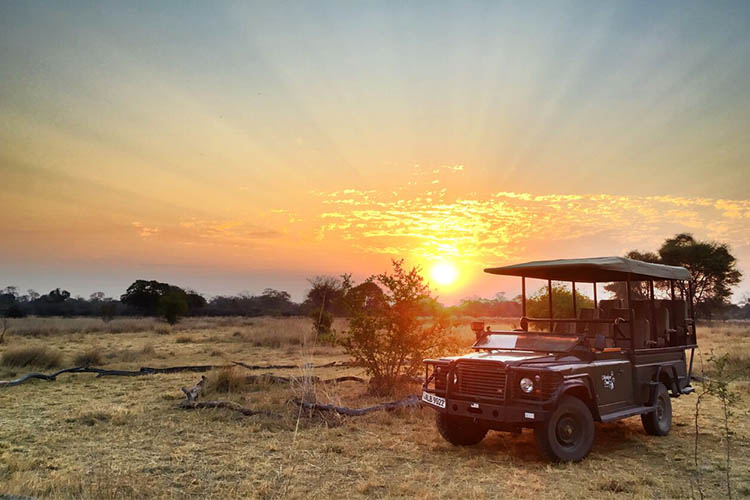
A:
[[626, 276, 635, 346], [649, 280, 656, 345], [572, 281, 577, 319], [521, 277, 526, 317], [593, 282, 598, 312], [548, 279, 553, 332]]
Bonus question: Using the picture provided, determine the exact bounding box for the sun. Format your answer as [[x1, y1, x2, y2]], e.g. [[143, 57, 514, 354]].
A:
[[430, 261, 459, 287]]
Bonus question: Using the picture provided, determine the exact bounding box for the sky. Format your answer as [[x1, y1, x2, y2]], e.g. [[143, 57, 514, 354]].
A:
[[1, 0, 749, 304]]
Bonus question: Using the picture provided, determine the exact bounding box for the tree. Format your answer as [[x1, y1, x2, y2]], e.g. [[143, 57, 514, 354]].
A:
[[304, 275, 351, 336], [344, 282, 387, 314], [605, 250, 661, 300], [46, 288, 71, 303], [121, 280, 172, 314], [659, 234, 742, 316], [342, 260, 456, 395], [185, 290, 207, 312], [526, 284, 594, 320], [99, 301, 117, 322], [610, 234, 742, 317], [158, 289, 189, 325]]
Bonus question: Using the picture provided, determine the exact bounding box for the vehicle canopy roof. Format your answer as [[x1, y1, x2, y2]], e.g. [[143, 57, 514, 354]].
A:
[[484, 256, 690, 282]]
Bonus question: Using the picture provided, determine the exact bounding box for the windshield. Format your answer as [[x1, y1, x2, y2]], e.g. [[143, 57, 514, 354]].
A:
[[472, 332, 580, 353]]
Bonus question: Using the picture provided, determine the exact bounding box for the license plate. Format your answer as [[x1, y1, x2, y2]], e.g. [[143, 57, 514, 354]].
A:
[[422, 391, 446, 409]]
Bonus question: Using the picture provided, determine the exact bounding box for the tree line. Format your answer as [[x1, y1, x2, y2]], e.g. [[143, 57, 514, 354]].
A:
[[0, 233, 746, 323]]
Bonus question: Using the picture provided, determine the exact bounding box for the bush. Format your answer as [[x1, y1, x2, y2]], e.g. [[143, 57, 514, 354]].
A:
[[211, 367, 247, 394], [2, 346, 62, 369], [73, 348, 103, 367], [342, 259, 456, 395]]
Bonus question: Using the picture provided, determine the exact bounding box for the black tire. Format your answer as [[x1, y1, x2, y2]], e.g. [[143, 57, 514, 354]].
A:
[[534, 395, 595, 462], [435, 413, 488, 446], [641, 382, 672, 436]]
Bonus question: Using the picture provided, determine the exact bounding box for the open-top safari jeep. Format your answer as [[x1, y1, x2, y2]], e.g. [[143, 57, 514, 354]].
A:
[[421, 257, 697, 462]]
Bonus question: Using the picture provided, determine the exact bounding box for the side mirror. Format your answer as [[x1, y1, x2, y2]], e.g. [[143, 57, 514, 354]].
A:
[[594, 333, 606, 351], [470, 321, 485, 340]]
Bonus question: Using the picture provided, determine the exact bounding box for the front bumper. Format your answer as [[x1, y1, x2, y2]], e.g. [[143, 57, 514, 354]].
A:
[[420, 391, 549, 428]]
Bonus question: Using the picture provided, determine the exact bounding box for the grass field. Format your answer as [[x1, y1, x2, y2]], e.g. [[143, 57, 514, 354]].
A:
[[1, 317, 748, 499]]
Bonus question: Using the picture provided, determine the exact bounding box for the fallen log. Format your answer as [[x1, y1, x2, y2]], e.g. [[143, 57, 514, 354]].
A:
[[0, 360, 358, 388], [245, 374, 365, 385], [178, 376, 280, 417], [231, 360, 354, 371], [0, 367, 88, 387], [292, 394, 421, 416]]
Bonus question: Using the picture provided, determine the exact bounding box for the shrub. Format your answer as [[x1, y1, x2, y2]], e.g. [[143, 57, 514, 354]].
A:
[[210, 367, 247, 394], [140, 343, 156, 357], [1, 346, 62, 369], [73, 348, 103, 367], [175, 335, 193, 344], [342, 259, 457, 395]]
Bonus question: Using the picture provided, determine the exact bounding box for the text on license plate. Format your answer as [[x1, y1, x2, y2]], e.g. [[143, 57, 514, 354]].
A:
[[422, 391, 446, 409]]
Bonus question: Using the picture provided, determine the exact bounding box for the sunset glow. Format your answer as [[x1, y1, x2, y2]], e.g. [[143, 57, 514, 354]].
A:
[[430, 262, 459, 289], [0, 2, 749, 303]]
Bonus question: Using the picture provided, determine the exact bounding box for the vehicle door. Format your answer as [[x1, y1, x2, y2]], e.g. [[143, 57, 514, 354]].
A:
[[592, 356, 633, 413]]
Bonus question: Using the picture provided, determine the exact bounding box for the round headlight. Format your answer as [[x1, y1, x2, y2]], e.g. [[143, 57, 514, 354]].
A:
[[520, 377, 534, 393]]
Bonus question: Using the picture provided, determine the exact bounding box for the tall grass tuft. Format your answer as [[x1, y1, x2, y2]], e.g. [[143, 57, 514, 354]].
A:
[[2, 346, 63, 369], [73, 348, 104, 367], [210, 366, 247, 394]]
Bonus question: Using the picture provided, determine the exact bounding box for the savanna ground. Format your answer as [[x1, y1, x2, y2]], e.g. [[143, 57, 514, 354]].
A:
[[0, 316, 748, 499]]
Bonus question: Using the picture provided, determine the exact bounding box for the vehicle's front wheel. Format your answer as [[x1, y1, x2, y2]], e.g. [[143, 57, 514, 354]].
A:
[[534, 395, 595, 462], [641, 382, 672, 436], [435, 413, 488, 446]]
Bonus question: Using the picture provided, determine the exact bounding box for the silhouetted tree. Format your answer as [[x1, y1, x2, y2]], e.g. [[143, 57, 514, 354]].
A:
[[608, 234, 742, 317], [99, 301, 117, 322], [121, 280, 172, 314], [46, 288, 71, 303], [526, 284, 594, 320], [304, 274, 351, 335], [185, 290, 207, 312], [158, 289, 189, 325]]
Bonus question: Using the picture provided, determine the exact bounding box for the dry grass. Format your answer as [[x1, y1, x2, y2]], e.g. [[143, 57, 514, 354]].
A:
[[1, 346, 63, 369], [209, 366, 248, 394], [73, 348, 104, 367], [0, 317, 748, 499]]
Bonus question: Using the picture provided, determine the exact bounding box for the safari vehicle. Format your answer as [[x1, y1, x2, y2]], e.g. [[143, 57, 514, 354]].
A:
[[421, 257, 697, 462]]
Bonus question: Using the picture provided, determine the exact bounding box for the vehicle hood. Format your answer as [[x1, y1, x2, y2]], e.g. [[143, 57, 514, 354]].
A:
[[439, 350, 551, 365]]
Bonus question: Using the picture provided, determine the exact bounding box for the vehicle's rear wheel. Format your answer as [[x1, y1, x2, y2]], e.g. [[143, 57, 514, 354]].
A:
[[435, 413, 488, 446], [534, 395, 594, 462], [641, 382, 672, 436]]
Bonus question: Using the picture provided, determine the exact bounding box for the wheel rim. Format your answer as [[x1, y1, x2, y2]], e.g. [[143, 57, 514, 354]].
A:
[[555, 414, 582, 448], [656, 395, 667, 423]]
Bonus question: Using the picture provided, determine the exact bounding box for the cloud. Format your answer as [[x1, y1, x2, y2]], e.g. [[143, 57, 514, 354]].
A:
[[310, 189, 750, 264], [132, 219, 280, 245]]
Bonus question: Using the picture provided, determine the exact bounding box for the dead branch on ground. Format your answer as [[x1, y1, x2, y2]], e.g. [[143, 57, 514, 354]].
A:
[[0, 360, 358, 388], [178, 376, 280, 417], [292, 394, 421, 416], [232, 360, 354, 371], [246, 374, 365, 385]]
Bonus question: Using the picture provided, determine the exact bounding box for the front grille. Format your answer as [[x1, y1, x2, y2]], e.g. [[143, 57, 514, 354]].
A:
[[456, 360, 506, 400], [434, 367, 447, 392]]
